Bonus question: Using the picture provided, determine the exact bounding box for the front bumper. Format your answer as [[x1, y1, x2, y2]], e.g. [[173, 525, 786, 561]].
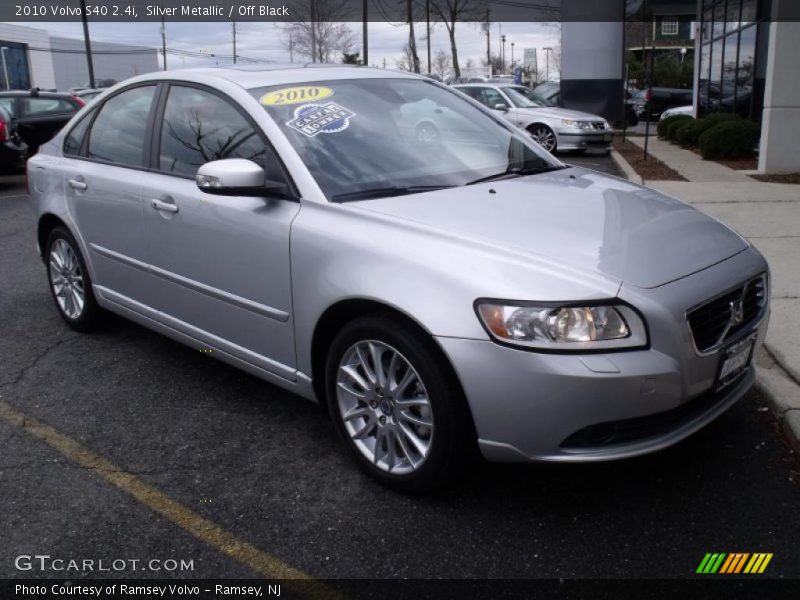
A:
[[556, 130, 613, 151], [437, 250, 769, 463]]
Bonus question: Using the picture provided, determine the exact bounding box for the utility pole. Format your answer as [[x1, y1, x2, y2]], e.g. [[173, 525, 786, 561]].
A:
[[161, 16, 167, 70], [501, 34, 506, 74], [426, 0, 431, 74], [511, 42, 515, 69], [232, 21, 237, 64], [363, 0, 368, 66], [79, 0, 95, 87]]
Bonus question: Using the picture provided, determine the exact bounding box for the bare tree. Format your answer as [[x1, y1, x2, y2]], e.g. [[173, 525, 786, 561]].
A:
[[432, 48, 452, 80], [279, 0, 356, 63], [482, 52, 503, 77], [395, 44, 416, 72], [428, 0, 486, 79]]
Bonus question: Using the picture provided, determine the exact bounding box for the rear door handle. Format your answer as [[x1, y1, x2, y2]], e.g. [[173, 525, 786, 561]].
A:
[[151, 198, 179, 213], [68, 178, 87, 191]]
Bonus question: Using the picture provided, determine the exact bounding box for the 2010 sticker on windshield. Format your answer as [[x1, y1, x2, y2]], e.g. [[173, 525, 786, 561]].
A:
[[286, 102, 355, 138], [260, 86, 333, 106]]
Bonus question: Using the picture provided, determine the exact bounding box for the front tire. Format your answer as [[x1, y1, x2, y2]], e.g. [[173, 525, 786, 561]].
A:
[[528, 124, 557, 153], [325, 315, 472, 493], [45, 226, 100, 331]]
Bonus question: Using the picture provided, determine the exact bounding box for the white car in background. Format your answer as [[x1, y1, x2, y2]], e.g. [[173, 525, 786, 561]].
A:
[[660, 105, 695, 120], [455, 83, 612, 154]]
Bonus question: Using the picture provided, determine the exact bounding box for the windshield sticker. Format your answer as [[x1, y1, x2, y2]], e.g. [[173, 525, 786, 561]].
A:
[[286, 102, 355, 138], [260, 86, 333, 106]]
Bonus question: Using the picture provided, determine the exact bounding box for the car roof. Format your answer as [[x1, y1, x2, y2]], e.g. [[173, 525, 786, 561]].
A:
[[125, 64, 421, 90]]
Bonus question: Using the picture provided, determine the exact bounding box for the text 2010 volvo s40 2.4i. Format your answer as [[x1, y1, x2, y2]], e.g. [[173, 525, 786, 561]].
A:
[[28, 66, 769, 492]]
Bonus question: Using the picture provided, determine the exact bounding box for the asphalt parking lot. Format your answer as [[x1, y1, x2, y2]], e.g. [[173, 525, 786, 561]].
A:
[[1, 168, 799, 582]]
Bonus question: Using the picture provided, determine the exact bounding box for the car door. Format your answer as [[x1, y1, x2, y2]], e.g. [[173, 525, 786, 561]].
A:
[[16, 95, 81, 153], [469, 87, 517, 126], [63, 84, 158, 308], [141, 83, 300, 377]]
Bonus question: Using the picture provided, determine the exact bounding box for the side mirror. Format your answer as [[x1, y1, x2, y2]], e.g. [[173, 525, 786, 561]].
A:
[[494, 103, 509, 111], [196, 158, 291, 197]]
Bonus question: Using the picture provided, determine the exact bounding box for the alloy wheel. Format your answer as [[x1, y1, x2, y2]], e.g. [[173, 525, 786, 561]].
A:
[[49, 238, 85, 320], [336, 340, 434, 475], [530, 126, 556, 152]]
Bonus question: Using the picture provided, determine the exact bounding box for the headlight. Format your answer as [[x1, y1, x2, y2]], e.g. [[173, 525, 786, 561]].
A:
[[475, 301, 648, 351], [561, 119, 592, 130]]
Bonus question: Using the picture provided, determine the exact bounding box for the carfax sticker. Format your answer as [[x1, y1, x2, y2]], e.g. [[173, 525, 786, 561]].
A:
[[260, 86, 333, 106], [286, 102, 355, 137]]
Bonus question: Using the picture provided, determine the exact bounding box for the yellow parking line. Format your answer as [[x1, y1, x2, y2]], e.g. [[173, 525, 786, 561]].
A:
[[0, 401, 340, 598]]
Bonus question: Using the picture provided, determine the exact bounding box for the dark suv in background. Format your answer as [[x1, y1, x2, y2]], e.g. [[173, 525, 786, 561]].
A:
[[0, 89, 84, 159], [0, 102, 27, 174]]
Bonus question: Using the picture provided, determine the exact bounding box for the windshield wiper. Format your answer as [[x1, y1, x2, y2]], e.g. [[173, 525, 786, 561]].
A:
[[332, 185, 456, 202], [466, 165, 566, 186]]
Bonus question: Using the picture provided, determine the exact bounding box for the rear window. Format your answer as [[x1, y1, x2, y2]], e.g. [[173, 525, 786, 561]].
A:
[[21, 97, 78, 116]]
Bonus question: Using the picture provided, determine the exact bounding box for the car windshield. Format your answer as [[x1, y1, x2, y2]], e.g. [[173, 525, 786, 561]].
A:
[[502, 86, 548, 108], [251, 78, 562, 202]]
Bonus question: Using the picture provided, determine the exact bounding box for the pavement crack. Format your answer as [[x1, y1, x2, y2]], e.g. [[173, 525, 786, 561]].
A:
[[0, 335, 80, 390]]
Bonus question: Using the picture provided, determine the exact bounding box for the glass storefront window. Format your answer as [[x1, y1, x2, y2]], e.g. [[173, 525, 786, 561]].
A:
[[699, 43, 712, 113], [0, 42, 31, 91], [740, 0, 757, 27], [720, 33, 738, 109], [733, 25, 756, 117], [726, 0, 741, 33], [713, 1, 727, 38], [710, 38, 724, 106], [703, 3, 714, 42]]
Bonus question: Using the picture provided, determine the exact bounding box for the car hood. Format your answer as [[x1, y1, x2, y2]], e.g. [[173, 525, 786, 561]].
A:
[[354, 167, 748, 289], [518, 106, 604, 121]]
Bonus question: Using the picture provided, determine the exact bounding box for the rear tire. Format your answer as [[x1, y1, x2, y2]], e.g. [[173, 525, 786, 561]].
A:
[[45, 226, 101, 332], [325, 314, 473, 493]]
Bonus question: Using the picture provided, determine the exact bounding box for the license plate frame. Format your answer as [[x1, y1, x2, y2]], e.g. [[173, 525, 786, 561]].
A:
[[714, 332, 757, 393]]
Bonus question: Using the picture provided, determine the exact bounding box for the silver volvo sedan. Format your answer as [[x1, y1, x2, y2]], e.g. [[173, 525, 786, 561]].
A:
[[28, 66, 769, 493]]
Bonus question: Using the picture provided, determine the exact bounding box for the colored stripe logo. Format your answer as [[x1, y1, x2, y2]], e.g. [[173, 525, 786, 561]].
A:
[[697, 553, 773, 574]]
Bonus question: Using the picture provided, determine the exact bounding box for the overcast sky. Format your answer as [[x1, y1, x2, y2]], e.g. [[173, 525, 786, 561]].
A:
[[11, 20, 560, 74]]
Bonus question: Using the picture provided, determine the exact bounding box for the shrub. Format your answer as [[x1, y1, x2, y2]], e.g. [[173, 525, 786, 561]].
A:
[[657, 114, 692, 138], [666, 118, 694, 142], [676, 113, 741, 147], [699, 120, 761, 159]]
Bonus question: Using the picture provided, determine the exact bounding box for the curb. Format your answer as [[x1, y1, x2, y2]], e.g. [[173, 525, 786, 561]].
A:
[[610, 149, 645, 185], [755, 352, 800, 454]]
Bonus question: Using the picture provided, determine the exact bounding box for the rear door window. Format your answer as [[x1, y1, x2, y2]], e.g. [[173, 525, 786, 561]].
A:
[[87, 86, 156, 167]]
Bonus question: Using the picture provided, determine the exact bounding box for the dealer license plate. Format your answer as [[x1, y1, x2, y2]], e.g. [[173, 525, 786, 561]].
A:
[[715, 333, 757, 392]]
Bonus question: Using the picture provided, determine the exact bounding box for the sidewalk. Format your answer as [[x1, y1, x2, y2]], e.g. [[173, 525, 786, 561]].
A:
[[626, 136, 800, 449]]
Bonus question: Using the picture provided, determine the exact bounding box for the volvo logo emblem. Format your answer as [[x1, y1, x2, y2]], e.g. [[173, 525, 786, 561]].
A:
[[730, 299, 745, 326]]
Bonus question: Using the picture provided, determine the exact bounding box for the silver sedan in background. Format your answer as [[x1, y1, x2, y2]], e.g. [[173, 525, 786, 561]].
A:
[[29, 66, 769, 492], [455, 83, 613, 153]]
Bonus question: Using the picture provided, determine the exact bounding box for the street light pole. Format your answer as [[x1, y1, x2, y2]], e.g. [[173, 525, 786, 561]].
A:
[[161, 17, 167, 70], [501, 34, 506, 73], [0, 47, 9, 91], [511, 42, 515, 69]]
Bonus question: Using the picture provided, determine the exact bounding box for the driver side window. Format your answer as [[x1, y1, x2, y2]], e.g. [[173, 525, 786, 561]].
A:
[[158, 85, 286, 183]]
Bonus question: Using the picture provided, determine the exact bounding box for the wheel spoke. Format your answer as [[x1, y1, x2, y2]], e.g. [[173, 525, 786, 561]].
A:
[[399, 409, 432, 428], [339, 364, 370, 393], [352, 418, 375, 440], [394, 426, 415, 466], [368, 343, 387, 390], [385, 429, 397, 472], [395, 396, 429, 408], [337, 380, 367, 399], [392, 367, 416, 400], [341, 404, 370, 422], [355, 345, 377, 386], [398, 422, 428, 457], [373, 427, 385, 465]]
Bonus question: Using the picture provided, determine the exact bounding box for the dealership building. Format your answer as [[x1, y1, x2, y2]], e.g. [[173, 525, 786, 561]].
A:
[[0, 23, 158, 92], [562, 0, 798, 173]]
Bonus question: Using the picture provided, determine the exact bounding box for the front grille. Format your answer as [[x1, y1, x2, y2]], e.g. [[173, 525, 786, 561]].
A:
[[687, 275, 767, 353]]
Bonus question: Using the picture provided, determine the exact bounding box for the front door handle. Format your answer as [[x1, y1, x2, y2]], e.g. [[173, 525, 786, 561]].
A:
[[152, 198, 179, 213], [68, 178, 87, 191]]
